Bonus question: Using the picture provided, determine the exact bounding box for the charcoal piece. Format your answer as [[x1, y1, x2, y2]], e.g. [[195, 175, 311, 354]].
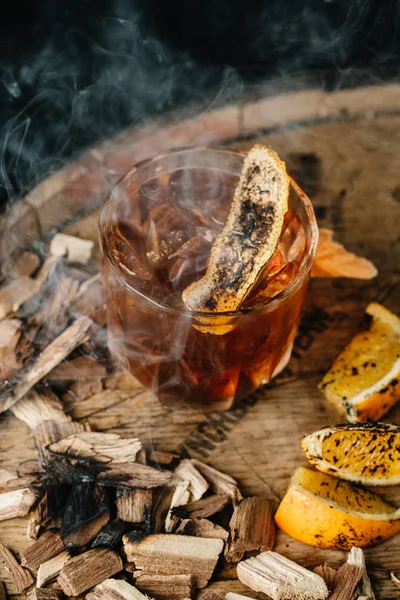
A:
[[61, 482, 111, 548], [91, 520, 130, 549]]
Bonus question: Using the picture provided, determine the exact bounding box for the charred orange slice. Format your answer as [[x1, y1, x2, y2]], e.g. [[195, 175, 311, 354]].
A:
[[319, 302, 400, 422], [274, 467, 400, 549], [301, 423, 400, 486], [182, 144, 289, 315]]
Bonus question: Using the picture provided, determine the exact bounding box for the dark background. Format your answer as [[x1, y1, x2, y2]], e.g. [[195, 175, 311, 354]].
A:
[[1, 0, 399, 207]]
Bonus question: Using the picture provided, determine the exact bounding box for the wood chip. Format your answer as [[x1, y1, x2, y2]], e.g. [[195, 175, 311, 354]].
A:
[[71, 274, 105, 321], [45, 431, 170, 489], [57, 548, 123, 596], [50, 233, 94, 264], [0, 318, 21, 359], [165, 480, 190, 533], [91, 520, 129, 549], [87, 578, 148, 600], [10, 251, 41, 278], [0, 318, 22, 380], [0, 486, 42, 522], [147, 450, 180, 468], [28, 588, 63, 600], [61, 482, 111, 547], [35, 420, 91, 464], [311, 228, 378, 279], [313, 565, 337, 593], [152, 487, 175, 533], [347, 547, 375, 600], [0, 542, 34, 593], [225, 497, 275, 563], [328, 563, 363, 600], [135, 574, 194, 600], [237, 551, 329, 600], [173, 459, 209, 501], [0, 256, 57, 321], [0, 277, 39, 321], [0, 316, 92, 413], [116, 489, 152, 524], [21, 529, 65, 569], [123, 533, 224, 589], [390, 572, 400, 588], [0, 581, 5, 600], [47, 430, 142, 463], [191, 460, 242, 504], [200, 592, 224, 600], [176, 518, 229, 540], [35, 276, 80, 348], [46, 356, 107, 381], [225, 593, 256, 600], [172, 493, 230, 520], [11, 389, 71, 429], [62, 378, 103, 405], [37, 551, 71, 587]]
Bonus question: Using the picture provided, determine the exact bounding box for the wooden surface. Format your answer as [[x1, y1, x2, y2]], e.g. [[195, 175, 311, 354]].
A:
[[1, 81, 400, 599]]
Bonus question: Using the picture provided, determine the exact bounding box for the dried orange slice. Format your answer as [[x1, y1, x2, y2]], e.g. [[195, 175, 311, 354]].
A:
[[302, 423, 400, 486], [182, 144, 289, 313], [319, 302, 400, 422], [274, 467, 400, 549], [311, 228, 377, 279]]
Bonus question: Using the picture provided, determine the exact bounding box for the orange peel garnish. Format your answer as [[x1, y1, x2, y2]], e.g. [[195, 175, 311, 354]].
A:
[[182, 144, 289, 315], [311, 228, 377, 279]]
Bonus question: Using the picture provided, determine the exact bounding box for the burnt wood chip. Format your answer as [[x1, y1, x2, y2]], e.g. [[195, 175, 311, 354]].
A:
[[61, 482, 111, 548], [176, 518, 229, 540], [151, 486, 176, 533], [35, 421, 90, 465], [44, 432, 170, 489], [224, 497, 275, 563], [21, 529, 65, 570], [116, 488, 152, 525], [91, 520, 130, 549], [27, 482, 69, 538], [171, 493, 230, 519]]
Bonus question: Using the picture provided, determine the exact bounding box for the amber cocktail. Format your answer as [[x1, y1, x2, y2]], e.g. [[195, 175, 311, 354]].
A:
[[100, 148, 318, 410]]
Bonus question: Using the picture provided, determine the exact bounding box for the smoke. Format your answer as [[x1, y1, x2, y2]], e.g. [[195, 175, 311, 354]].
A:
[[1, 1, 399, 207], [0, 0, 242, 206]]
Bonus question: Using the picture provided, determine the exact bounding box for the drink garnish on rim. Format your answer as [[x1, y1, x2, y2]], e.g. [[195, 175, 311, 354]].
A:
[[182, 144, 289, 313]]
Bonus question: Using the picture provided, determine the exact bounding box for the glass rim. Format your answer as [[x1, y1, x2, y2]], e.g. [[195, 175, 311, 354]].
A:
[[99, 146, 319, 320]]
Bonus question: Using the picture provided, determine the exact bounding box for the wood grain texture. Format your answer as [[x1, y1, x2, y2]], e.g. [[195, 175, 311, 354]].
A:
[[0, 83, 399, 599]]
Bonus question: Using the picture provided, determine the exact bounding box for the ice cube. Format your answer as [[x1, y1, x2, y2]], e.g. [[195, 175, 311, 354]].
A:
[[167, 235, 211, 292], [278, 210, 306, 264]]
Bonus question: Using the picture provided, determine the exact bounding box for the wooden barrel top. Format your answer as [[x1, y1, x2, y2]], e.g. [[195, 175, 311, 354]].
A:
[[1, 81, 400, 599]]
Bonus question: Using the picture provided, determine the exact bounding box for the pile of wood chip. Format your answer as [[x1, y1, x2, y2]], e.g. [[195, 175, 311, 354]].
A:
[[0, 233, 390, 600], [0, 388, 379, 600]]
